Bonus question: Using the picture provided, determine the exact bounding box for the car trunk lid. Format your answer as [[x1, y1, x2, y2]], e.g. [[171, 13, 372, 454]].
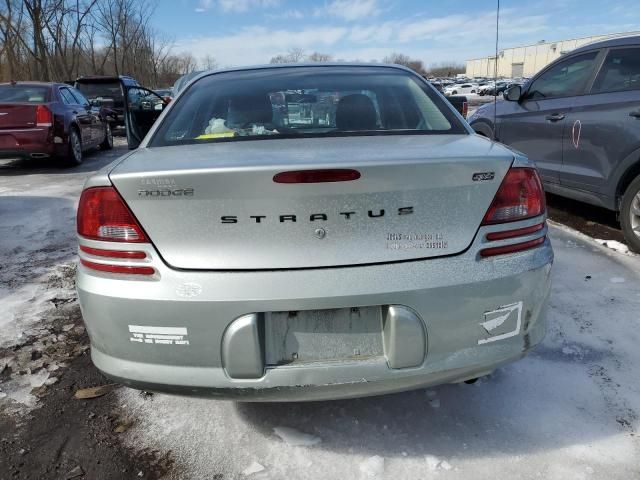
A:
[[0, 104, 39, 129], [109, 134, 513, 270]]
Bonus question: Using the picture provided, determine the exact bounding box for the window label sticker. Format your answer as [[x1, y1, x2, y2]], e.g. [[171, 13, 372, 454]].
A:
[[478, 301, 523, 345], [128, 325, 190, 345]]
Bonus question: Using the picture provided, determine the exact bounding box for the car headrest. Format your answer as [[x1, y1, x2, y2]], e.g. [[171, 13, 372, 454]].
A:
[[335, 94, 378, 131], [227, 94, 273, 127]]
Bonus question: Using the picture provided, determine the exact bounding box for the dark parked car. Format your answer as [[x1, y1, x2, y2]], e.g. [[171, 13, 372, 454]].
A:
[[74, 75, 140, 127], [469, 35, 640, 251], [0, 81, 112, 165]]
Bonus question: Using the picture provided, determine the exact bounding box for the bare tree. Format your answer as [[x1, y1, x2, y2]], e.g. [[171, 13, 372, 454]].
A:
[[383, 53, 426, 75], [200, 54, 217, 71], [307, 52, 332, 62], [270, 47, 306, 64], [426, 62, 465, 77], [0, 0, 213, 86]]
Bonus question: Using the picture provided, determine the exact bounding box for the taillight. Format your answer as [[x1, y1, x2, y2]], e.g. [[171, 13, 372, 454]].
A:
[[274, 169, 361, 183], [79, 259, 154, 276], [480, 168, 546, 257], [461, 101, 468, 119], [36, 105, 52, 127], [480, 237, 546, 257], [77, 187, 148, 242], [481, 168, 545, 225], [79, 245, 147, 259], [78, 187, 154, 275]]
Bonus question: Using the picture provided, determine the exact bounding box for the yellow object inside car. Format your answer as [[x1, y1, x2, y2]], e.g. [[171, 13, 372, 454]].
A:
[[196, 132, 236, 139]]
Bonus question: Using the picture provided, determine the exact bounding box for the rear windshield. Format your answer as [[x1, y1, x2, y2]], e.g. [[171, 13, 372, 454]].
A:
[[75, 82, 122, 100], [0, 85, 50, 103], [151, 66, 466, 147]]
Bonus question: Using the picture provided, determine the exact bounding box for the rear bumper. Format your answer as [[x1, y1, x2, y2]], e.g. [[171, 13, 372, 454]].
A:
[[77, 217, 553, 401], [0, 128, 57, 159]]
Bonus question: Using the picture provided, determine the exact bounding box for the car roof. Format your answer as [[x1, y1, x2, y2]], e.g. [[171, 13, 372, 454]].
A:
[[0, 81, 65, 88], [183, 63, 421, 85], [573, 34, 640, 54]]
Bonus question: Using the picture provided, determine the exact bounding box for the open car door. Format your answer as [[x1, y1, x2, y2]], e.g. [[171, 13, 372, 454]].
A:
[[123, 86, 167, 149]]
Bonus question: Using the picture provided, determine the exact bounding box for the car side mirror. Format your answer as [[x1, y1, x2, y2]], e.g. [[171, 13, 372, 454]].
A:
[[504, 85, 522, 102]]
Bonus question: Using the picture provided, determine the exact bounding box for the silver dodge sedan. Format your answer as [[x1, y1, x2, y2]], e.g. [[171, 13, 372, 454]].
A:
[[76, 64, 553, 401]]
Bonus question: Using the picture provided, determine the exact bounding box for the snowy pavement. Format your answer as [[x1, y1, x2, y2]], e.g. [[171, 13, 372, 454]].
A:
[[0, 141, 639, 479]]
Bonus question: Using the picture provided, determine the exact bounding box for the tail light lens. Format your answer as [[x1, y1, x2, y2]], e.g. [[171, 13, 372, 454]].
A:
[[36, 105, 52, 127], [274, 169, 361, 183], [77, 187, 148, 242], [79, 245, 147, 259], [79, 259, 155, 275], [480, 168, 546, 257], [78, 187, 153, 275], [461, 101, 468, 119], [482, 168, 545, 225]]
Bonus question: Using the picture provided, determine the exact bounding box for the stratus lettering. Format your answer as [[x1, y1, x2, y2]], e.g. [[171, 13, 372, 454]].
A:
[[221, 207, 414, 224]]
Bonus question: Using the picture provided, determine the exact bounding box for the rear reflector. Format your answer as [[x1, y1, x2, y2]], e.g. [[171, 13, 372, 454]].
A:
[[480, 236, 546, 257], [79, 245, 147, 259], [482, 168, 545, 225], [77, 187, 148, 242], [36, 105, 52, 127], [486, 223, 545, 241], [80, 259, 155, 275], [274, 169, 361, 183]]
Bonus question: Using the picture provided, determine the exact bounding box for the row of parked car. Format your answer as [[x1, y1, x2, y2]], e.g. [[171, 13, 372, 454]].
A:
[[429, 78, 527, 97], [0, 75, 174, 165]]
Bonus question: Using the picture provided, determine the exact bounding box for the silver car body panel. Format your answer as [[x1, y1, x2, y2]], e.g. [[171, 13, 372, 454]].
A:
[[109, 135, 514, 270], [77, 214, 551, 401]]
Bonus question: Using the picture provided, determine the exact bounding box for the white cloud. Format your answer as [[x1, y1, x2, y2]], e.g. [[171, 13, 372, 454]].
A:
[[175, 9, 556, 67], [194, 0, 212, 13], [319, 0, 380, 21], [218, 0, 280, 13], [177, 25, 348, 66], [196, 0, 280, 13], [266, 9, 304, 20]]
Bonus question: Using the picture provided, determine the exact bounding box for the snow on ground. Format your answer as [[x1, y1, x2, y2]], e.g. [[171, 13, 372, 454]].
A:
[[116, 225, 640, 480], [0, 142, 125, 411]]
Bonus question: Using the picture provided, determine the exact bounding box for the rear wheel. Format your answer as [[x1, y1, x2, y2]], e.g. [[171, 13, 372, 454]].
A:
[[100, 122, 113, 150], [65, 128, 83, 166], [620, 174, 640, 253]]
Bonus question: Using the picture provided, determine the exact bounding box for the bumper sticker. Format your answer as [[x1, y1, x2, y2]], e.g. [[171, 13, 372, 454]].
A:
[[478, 301, 522, 345], [128, 325, 189, 345]]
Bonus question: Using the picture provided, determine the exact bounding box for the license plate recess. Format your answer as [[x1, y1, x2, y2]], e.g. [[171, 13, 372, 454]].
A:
[[264, 306, 383, 366]]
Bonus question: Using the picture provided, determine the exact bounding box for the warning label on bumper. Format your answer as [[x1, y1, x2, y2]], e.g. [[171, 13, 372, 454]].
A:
[[128, 325, 190, 346]]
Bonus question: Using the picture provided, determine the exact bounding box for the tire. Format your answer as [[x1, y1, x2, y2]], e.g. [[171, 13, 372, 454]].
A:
[[452, 90, 457, 95], [65, 127, 83, 166], [100, 122, 113, 150], [620, 174, 640, 253]]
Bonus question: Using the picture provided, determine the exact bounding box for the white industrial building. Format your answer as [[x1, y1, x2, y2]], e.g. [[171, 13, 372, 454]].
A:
[[465, 31, 640, 79]]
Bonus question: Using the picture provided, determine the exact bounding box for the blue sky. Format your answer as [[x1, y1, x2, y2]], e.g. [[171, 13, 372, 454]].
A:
[[154, 0, 640, 67]]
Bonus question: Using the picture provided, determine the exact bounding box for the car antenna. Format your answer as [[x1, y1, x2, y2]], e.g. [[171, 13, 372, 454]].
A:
[[493, 0, 500, 141]]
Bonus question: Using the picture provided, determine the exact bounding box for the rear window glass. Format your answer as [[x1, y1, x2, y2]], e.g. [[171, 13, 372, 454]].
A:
[[0, 85, 49, 103], [76, 82, 122, 100], [151, 67, 465, 147]]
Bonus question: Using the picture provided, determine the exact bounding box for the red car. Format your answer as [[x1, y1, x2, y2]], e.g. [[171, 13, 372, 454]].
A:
[[0, 81, 112, 165]]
